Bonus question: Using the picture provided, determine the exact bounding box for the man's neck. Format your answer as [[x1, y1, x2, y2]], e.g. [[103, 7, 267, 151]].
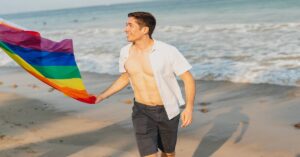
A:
[[132, 37, 154, 53]]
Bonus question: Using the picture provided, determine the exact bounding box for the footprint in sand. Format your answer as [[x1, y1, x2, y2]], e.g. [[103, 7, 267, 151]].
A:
[[0, 81, 3, 85], [259, 99, 268, 104], [11, 84, 18, 88], [198, 102, 211, 106], [199, 108, 209, 113], [180, 104, 210, 113], [18, 146, 37, 154], [122, 99, 132, 105], [197, 102, 211, 113], [13, 123, 22, 127], [0, 135, 6, 140], [48, 88, 55, 92], [0, 135, 23, 145], [294, 123, 300, 129], [27, 84, 40, 89]]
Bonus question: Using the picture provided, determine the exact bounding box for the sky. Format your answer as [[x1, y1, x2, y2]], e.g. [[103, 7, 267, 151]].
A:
[[0, 0, 149, 15]]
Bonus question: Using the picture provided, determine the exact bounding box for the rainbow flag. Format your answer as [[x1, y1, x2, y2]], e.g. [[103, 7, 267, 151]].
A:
[[0, 18, 96, 104]]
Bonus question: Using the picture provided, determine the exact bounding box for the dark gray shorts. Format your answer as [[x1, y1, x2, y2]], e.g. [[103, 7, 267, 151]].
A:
[[132, 99, 180, 156]]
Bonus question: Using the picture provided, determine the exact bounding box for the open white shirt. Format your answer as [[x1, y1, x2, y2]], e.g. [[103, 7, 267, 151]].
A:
[[119, 40, 192, 120]]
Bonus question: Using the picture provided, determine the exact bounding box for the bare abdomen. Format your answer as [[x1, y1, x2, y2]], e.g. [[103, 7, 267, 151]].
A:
[[130, 74, 164, 106]]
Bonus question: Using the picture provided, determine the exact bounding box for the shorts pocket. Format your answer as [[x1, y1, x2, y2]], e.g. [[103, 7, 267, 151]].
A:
[[132, 105, 140, 117]]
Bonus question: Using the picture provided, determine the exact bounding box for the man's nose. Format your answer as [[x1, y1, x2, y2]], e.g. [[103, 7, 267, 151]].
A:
[[124, 27, 129, 33]]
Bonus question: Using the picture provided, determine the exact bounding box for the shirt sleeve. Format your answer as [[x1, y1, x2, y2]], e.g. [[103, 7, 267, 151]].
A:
[[118, 49, 126, 73], [171, 47, 192, 76]]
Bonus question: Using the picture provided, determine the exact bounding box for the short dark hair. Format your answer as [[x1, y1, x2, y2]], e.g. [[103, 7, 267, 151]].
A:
[[128, 11, 156, 39]]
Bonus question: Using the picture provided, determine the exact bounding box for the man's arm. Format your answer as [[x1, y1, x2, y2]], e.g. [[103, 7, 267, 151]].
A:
[[95, 72, 130, 103], [179, 71, 196, 128]]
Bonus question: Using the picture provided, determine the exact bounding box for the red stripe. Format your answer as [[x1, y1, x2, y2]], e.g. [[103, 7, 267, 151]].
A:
[[0, 24, 73, 53]]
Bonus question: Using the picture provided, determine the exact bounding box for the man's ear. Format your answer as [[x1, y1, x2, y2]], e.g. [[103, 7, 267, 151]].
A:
[[142, 26, 149, 35]]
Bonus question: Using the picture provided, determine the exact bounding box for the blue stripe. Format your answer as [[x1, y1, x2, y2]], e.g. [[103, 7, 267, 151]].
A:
[[3, 42, 76, 66]]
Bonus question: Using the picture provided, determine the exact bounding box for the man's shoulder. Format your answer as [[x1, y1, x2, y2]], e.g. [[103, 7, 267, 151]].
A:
[[155, 40, 180, 58], [155, 40, 177, 51], [120, 43, 131, 55], [120, 43, 131, 51]]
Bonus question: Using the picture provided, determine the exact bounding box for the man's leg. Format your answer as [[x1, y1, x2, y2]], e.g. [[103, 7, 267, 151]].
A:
[[161, 152, 175, 157], [144, 152, 176, 157], [132, 102, 160, 157], [157, 112, 180, 157], [144, 152, 158, 157]]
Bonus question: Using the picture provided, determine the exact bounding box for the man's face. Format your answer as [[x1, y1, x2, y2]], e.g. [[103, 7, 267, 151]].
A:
[[124, 17, 146, 42]]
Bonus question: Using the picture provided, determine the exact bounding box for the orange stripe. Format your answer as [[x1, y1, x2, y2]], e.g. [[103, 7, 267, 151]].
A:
[[24, 67, 94, 101]]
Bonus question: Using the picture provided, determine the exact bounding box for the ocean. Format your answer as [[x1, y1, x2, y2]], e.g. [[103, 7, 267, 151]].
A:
[[1, 0, 300, 86]]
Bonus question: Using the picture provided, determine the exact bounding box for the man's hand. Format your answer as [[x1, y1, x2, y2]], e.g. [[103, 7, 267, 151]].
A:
[[180, 107, 193, 128], [95, 95, 105, 104]]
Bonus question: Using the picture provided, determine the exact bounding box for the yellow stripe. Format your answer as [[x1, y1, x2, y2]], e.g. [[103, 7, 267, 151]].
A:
[[48, 78, 85, 90]]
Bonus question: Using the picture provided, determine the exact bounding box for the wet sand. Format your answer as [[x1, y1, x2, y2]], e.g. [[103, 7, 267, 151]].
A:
[[0, 67, 299, 157]]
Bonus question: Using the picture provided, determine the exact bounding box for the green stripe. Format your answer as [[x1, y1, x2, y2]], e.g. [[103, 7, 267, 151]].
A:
[[0, 41, 15, 54], [32, 66, 82, 79]]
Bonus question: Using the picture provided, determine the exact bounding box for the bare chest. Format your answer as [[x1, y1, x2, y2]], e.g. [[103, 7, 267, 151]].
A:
[[124, 52, 154, 76]]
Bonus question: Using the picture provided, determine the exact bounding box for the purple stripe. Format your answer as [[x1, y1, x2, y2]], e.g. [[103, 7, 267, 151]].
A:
[[0, 24, 73, 53]]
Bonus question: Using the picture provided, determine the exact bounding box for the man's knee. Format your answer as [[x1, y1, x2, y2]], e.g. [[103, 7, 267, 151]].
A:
[[161, 152, 175, 157]]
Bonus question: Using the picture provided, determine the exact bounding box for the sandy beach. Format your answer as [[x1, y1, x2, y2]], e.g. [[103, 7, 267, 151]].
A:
[[0, 67, 299, 157]]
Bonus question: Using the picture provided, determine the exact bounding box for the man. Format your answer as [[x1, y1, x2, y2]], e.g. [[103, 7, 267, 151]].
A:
[[95, 11, 195, 157]]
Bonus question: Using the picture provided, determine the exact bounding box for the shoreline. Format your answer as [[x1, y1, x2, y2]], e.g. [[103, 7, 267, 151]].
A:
[[1, 66, 299, 88]]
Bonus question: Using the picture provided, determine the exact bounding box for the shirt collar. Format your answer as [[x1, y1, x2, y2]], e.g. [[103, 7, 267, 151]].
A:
[[128, 39, 158, 54], [152, 39, 158, 53]]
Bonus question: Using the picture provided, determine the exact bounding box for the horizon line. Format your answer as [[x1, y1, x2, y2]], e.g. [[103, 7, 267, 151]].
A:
[[0, 0, 153, 16]]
